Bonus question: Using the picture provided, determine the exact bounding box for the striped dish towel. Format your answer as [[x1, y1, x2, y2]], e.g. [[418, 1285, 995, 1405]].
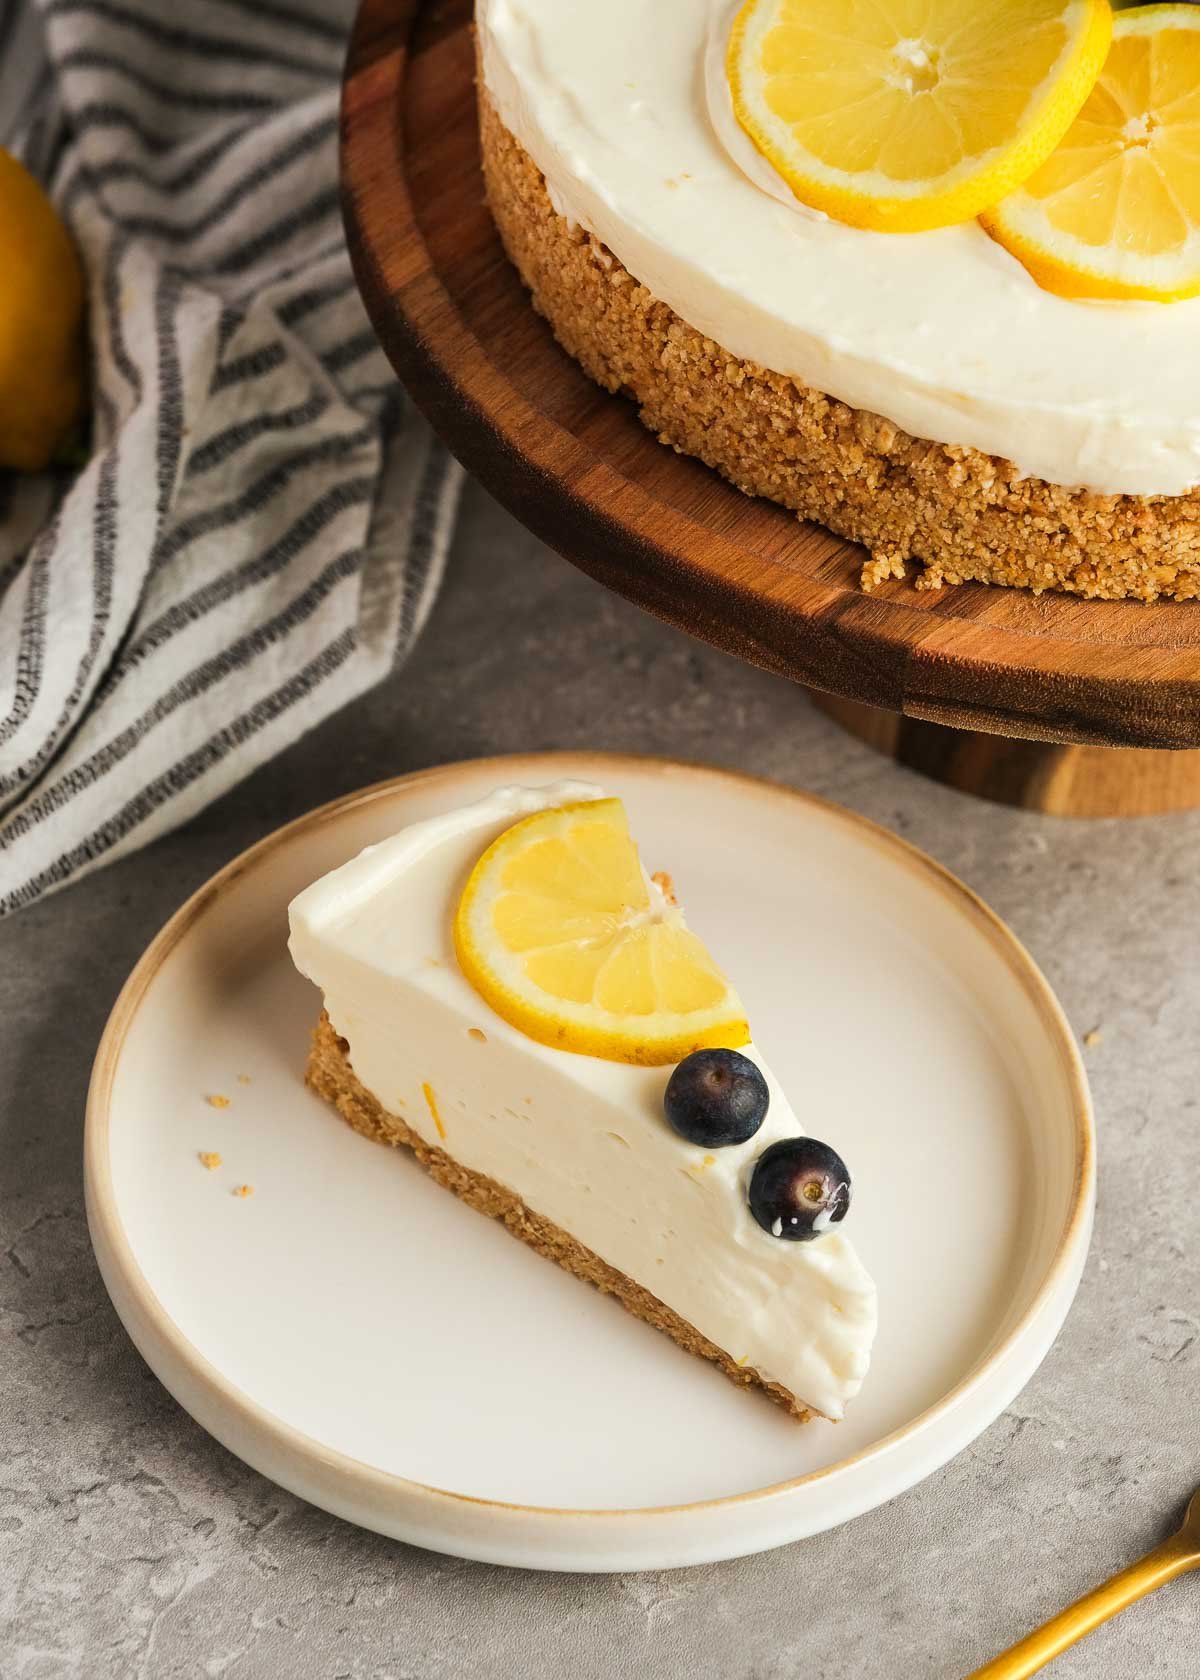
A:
[[0, 0, 462, 916]]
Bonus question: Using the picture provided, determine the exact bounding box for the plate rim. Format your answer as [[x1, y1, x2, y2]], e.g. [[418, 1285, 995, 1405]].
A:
[[85, 750, 1094, 1525]]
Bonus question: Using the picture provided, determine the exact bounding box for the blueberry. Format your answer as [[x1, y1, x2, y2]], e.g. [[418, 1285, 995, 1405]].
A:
[[748, 1137, 851, 1241], [663, 1048, 769, 1148]]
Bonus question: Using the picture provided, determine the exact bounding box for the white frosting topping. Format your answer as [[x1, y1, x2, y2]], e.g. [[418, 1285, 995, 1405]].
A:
[[479, 0, 1200, 497], [289, 783, 877, 1420]]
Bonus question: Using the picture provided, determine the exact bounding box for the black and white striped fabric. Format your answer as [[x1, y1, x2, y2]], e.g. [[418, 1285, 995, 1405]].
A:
[[0, 0, 462, 915]]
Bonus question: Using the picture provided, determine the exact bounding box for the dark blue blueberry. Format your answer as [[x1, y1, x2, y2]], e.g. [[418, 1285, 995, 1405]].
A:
[[663, 1048, 769, 1148], [748, 1137, 851, 1241]]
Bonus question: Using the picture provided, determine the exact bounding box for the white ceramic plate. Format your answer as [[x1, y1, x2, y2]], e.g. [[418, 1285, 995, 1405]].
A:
[[86, 754, 1093, 1571]]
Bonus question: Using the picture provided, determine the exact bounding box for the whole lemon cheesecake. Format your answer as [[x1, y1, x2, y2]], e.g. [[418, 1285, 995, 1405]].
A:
[[476, 0, 1200, 600], [289, 784, 877, 1423]]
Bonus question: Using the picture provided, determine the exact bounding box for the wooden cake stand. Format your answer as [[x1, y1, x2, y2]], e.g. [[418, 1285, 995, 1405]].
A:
[[341, 0, 1200, 817]]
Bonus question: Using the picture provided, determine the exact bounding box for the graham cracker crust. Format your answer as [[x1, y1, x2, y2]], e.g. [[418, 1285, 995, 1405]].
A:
[[305, 1012, 813, 1422], [477, 86, 1200, 602]]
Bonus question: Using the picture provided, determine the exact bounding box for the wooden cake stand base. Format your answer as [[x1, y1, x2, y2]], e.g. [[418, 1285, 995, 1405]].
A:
[[808, 694, 1200, 817], [341, 0, 1200, 818]]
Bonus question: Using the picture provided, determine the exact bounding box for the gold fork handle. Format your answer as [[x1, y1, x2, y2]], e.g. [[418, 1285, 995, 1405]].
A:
[[964, 1533, 1198, 1679]]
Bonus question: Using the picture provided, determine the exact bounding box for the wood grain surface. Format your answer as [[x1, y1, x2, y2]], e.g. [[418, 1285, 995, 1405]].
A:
[[808, 693, 1200, 816], [340, 0, 1200, 760]]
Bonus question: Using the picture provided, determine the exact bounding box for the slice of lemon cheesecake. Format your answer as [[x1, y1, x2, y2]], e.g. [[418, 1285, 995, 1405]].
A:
[[288, 783, 876, 1422]]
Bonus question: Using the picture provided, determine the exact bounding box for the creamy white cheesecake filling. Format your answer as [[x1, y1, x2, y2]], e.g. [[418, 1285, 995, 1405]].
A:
[[479, 0, 1200, 497], [289, 783, 876, 1421]]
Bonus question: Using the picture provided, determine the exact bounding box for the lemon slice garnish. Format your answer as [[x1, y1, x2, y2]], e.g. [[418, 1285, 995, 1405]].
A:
[[726, 0, 1112, 233], [984, 4, 1200, 301], [454, 799, 750, 1065]]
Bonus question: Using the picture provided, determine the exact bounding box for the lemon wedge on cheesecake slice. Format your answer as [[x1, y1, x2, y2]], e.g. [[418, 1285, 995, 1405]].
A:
[[984, 5, 1200, 301], [454, 798, 750, 1064], [726, 0, 1112, 232]]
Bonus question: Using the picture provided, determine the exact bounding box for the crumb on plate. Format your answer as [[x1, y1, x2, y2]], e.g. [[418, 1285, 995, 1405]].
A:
[[206, 1093, 231, 1109], [231, 1183, 254, 1199], [198, 1151, 222, 1171], [1083, 1028, 1103, 1048]]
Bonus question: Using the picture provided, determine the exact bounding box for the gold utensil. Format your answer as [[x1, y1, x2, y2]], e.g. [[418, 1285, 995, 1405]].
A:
[[965, 1487, 1200, 1678]]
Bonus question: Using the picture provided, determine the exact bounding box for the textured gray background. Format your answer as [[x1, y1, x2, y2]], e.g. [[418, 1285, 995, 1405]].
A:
[[2, 481, 1198, 1678]]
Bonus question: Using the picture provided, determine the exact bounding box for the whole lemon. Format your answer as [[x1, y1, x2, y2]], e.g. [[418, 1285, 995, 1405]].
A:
[[0, 148, 86, 472]]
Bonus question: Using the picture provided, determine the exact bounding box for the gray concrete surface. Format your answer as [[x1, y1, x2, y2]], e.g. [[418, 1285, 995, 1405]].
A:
[[2, 478, 1198, 1679]]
